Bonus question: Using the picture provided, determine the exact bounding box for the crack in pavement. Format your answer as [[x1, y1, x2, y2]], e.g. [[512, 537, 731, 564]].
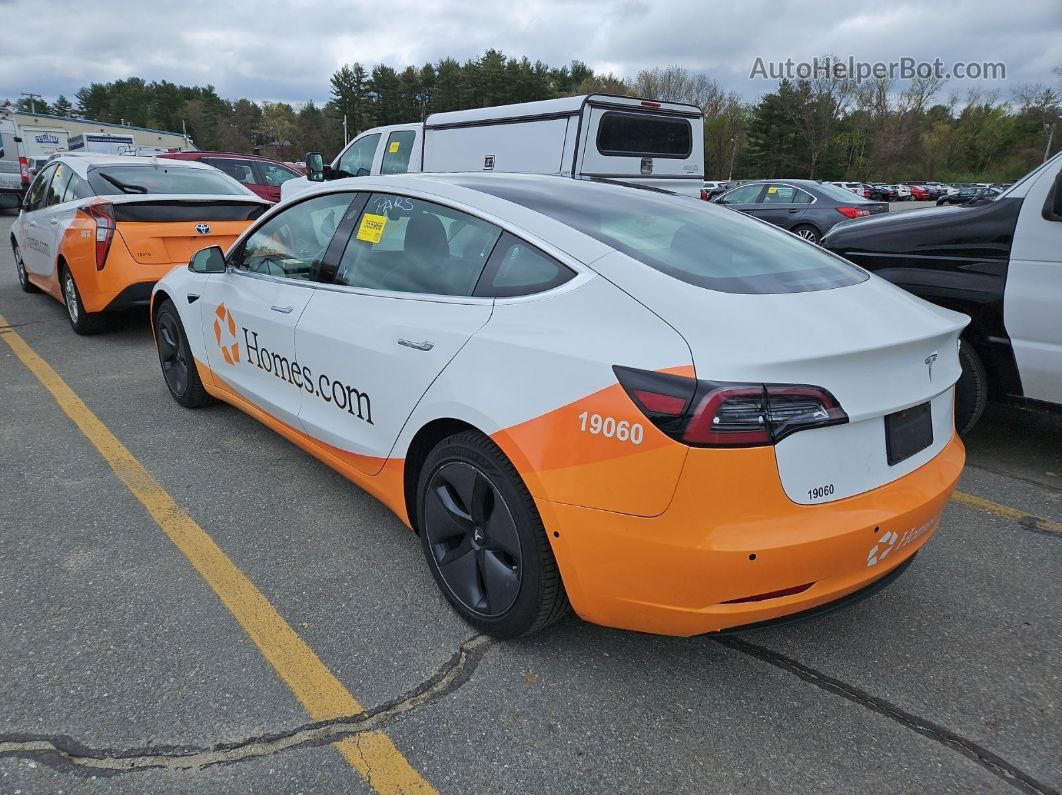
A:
[[0, 634, 491, 778], [715, 636, 1058, 795]]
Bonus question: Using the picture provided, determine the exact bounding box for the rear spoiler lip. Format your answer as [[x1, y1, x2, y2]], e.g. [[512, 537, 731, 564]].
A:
[[101, 192, 269, 206]]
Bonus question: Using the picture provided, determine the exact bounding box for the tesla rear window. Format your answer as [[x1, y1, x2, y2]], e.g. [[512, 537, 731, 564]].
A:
[[88, 165, 249, 196], [597, 112, 692, 158], [455, 176, 868, 294]]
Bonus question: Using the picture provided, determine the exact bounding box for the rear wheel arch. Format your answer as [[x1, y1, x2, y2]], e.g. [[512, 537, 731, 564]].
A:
[[402, 418, 482, 534]]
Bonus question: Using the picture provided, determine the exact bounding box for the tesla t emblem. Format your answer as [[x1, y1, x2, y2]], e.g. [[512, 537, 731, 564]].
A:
[[195, 223, 211, 235], [924, 352, 938, 381]]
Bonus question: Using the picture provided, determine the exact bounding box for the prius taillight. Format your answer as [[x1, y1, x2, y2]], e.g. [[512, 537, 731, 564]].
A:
[[614, 366, 848, 447], [79, 202, 115, 270]]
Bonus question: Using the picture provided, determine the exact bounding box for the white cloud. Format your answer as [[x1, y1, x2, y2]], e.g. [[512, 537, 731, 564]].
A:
[[2, 0, 1059, 105]]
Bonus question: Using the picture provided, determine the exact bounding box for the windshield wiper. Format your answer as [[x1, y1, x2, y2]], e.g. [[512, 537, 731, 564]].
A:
[[99, 172, 148, 194]]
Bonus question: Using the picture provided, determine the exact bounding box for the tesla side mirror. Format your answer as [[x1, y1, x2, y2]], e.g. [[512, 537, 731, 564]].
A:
[[305, 152, 325, 182], [189, 245, 226, 274], [1042, 168, 1062, 222]]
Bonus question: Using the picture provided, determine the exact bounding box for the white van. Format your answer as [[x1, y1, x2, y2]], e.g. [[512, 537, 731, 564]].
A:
[[67, 132, 136, 155], [285, 94, 704, 200], [0, 114, 29, 209]]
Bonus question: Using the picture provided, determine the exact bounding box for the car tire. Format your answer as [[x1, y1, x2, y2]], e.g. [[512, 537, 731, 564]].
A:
[[12, 241, 40, 293], [417, 430, 571, 638], [792, 225, 821, 244], [61, 265, 107, 334], [955, 340, 988, 435], [155, 298, 212, 408]]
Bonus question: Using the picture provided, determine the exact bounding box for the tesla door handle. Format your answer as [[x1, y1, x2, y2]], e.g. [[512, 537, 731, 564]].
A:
[[398, 339, 434, 351], [49, 217, 60, 225], [270, 305, 295, 314]]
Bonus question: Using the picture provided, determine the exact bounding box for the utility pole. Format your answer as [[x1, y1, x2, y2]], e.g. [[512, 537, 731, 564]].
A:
[[20, 92, 43, 114], [727, 137, 737, 181], [343, 114, 348, 145], [1045, 123, 1056, 164]]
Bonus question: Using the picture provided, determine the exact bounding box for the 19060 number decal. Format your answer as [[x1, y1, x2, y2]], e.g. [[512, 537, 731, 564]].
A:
[[808, 484, 835, 500], [578, 412, 643, 445]]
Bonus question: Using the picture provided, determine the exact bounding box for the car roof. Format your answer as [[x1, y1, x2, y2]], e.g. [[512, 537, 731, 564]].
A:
[[43, 153, 222, 178], [167, 151, 288, 163]]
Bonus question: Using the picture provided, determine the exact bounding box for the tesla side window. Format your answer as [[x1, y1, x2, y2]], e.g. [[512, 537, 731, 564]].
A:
[[24, 164, 56, 211], [719, 184, 764, 204], [337, 133, 380, 177], [380, 131, 417, 175], [456, 177, 867, 294], [335, 193, 502, 296], [236, 192, 356, 280], [474, 232, 575, 298]]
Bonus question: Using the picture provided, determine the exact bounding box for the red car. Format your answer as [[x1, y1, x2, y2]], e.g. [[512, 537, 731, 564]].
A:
[[906, 184, 931, 201], [160, 152, 302, 202]]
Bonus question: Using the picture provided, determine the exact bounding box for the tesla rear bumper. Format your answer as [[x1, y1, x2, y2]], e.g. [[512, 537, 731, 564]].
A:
[[537, 433, 964, 637]]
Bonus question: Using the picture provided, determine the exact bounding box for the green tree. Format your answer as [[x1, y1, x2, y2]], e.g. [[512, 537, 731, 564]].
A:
[[51, 95, 73, 116]]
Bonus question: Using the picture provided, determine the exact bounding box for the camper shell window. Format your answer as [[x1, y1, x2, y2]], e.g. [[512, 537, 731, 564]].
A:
[[596, 112, 692, 159]]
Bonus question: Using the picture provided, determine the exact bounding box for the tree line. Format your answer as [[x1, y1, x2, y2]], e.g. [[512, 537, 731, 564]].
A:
[[6, 52, 1059, 181]]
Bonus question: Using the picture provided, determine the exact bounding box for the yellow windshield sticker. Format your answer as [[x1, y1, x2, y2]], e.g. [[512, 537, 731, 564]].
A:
[[356, 213, 388, 244], [767, 186, 777, 193], [388, 141, 400, 153]]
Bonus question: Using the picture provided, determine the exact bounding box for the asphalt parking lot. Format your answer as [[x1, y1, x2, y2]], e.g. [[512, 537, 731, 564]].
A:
[[0, 211, 1059, 794]]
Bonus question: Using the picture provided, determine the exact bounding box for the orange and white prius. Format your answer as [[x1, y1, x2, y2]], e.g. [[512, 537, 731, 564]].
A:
[[151, 174, 967, 638], [10, 154, 268, 333]]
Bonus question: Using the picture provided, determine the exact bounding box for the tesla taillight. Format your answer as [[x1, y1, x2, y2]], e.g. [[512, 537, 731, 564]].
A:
[[79, 202, 115, 270], [836, 207, 870, 219], [614, 366, 848, 447]]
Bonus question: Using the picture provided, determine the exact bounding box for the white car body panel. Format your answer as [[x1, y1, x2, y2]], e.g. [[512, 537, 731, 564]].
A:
[[1003, 153, 1062, 405], [158, 173, 965, 520]]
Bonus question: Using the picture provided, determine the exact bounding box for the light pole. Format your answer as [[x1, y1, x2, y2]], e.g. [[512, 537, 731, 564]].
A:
[[20, 92, 43, 114], [727, 137, 737, 181]]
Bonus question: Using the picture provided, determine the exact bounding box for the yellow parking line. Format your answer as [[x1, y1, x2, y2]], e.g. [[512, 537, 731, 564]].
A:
[[952, 490, 1062, 535], [0, 314, 434, 793]]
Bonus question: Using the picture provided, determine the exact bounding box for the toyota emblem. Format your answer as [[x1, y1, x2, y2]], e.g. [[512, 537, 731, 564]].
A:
[[195, 223, 211, 235]]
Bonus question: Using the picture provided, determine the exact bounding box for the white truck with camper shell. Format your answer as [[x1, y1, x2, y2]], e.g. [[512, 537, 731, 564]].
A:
[[284, 94, 705, 200]]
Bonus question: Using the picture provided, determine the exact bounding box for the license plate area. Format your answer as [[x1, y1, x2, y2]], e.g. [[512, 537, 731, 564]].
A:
[[885, 402, 933, 466]]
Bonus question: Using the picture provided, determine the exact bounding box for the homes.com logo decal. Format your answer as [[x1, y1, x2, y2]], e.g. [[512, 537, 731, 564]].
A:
[[213, 303, 240, 365]]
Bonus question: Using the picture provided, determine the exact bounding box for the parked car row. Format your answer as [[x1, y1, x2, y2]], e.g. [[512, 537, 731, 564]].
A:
[[712, 179, 888, 243]]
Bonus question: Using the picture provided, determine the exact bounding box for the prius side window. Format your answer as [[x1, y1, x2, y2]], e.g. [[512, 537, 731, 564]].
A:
[[237, 192, 356, 280], [334, 193, 501, 296]]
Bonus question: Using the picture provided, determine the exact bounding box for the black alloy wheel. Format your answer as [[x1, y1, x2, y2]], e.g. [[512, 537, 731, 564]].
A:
[[155, 299, 211, 408], [417, 431, 570, 638], [423, 460, 523, 617]]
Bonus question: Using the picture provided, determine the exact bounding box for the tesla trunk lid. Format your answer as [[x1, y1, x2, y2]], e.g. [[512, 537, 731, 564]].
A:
[[591, 252, 968, 503], [112, 199, 267, 265]]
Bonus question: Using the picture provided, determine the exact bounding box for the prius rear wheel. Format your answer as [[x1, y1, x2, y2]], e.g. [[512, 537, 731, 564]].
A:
[[155, 299, 211, 408], [417, 431, 570, 638], [61, 266, 107, 335], [12, 242, 40, 293]]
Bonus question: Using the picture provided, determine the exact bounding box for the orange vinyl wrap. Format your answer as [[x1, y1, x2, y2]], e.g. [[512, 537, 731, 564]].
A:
[[51, 219, 254, 314], [535, 434, 965, 636]]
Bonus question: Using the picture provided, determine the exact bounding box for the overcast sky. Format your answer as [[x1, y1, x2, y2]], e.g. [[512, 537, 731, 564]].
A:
[[2, 0, 1060, 107]]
